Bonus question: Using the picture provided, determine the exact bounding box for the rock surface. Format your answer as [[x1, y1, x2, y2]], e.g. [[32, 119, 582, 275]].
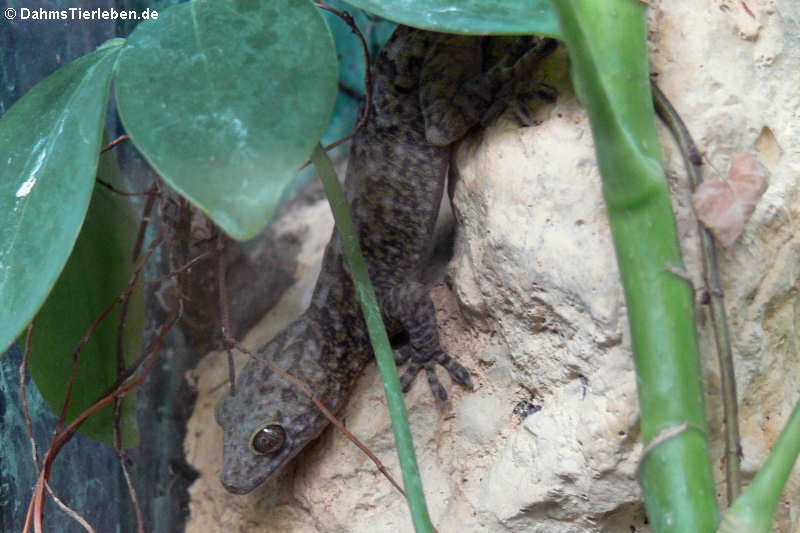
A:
[[185, 1, 800, 530]]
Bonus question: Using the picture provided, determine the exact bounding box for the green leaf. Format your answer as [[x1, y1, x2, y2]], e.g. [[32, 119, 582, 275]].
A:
[[0, 38, 124, 352], [115, 0, 339, 240], [339, 0, 561, 37], [28, 151, 143, 447]]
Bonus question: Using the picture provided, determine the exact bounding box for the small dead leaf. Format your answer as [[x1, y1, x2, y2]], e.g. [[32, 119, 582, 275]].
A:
[[691, 152, 767, 247]]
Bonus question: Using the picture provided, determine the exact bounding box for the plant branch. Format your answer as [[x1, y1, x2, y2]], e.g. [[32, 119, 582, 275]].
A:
[[551, 1, 718, 531], [652, 82, 741, 503]]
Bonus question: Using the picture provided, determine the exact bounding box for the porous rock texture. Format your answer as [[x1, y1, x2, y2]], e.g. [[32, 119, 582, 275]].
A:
[[185, 1, 800, 530]]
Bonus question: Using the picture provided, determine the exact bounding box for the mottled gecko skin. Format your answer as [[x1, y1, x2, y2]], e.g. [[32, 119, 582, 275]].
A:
[[215, 26, 557, 495]]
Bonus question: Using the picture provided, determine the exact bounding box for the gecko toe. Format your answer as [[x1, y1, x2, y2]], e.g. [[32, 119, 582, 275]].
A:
[[435, 351, 474, 390], [425, 363, 450, 409], [399, 360, 422, 392]]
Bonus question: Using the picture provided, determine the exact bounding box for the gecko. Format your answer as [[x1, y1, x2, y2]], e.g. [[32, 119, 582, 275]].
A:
[[215, 25, 557, 495]]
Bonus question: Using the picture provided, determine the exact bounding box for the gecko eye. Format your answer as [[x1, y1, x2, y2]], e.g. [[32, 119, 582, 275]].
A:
[[249, 423, 286, 455]]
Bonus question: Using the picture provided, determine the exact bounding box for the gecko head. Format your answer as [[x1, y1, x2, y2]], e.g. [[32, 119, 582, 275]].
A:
[[214, 320, 331, 494]]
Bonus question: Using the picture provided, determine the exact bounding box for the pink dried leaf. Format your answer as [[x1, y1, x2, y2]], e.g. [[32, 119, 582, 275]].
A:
[[691, 152, 767, 247]]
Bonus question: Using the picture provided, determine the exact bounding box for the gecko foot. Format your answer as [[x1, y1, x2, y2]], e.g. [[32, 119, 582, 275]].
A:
[[394, 345, 474, 408], [384, 284, 474, 408]]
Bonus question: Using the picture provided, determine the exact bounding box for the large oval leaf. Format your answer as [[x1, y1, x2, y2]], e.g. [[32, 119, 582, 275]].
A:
[[340, 0, 561, 37], [0, 38, 124, 352], [28, 151, 143, 446], [115, 0, 339, 240]]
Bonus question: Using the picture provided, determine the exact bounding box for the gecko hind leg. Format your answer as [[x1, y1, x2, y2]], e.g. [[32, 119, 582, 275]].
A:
[[382, 282, 473, 408]]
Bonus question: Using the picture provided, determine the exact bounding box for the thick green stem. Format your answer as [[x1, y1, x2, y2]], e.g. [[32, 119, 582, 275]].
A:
[[310, 143, 434, 533], [550, 1, 718, 531]]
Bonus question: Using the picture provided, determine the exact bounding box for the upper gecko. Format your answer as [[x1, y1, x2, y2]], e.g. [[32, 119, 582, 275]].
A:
[[215, 25, 557, 494]]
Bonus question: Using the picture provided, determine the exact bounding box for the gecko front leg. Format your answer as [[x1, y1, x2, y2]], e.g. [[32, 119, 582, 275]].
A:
[[420, 34, 558, 146], [382, 282, 473, 408]]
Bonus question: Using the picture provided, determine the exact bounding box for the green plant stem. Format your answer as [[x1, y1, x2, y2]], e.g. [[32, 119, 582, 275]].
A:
[[717, 397, 800, 533], [550, 1, 718, 531], [652, 84, 742, 503], [310, 143, 434, 533]]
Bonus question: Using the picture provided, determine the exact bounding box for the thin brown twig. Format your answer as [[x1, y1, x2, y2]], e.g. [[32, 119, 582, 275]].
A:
[[159, 192, 189, 303], [116, 280, 133, 378], [21, 322, 40, 470], [96, 136, 156, 199], [25, 309, 180, 533], [42, 481, 96, 533], [225, 349, 236, 398], [132, 180, 160, 261], [93, 334, 163, 404], [215, 235, 237, 396], [114, 400, 144, 533], [93, 241, 210, 400], [652, 82, 742, 504], [113, 241, 145, 533], [100, 135, 130, 153], [298, 2, 374, 170], [22, 318, 96, 533], [216, 235, 230, 342], [50, 231, 164, 440], [322, 2, 373, 150], [92, 250, 221, 403], [137, 247, 218, 288]]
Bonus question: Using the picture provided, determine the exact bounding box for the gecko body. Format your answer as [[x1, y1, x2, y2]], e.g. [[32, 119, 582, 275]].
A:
[[215, 26, 556, 494]]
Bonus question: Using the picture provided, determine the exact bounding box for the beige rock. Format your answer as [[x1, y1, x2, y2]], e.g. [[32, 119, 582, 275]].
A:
[[186, 0, 800, 530]]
